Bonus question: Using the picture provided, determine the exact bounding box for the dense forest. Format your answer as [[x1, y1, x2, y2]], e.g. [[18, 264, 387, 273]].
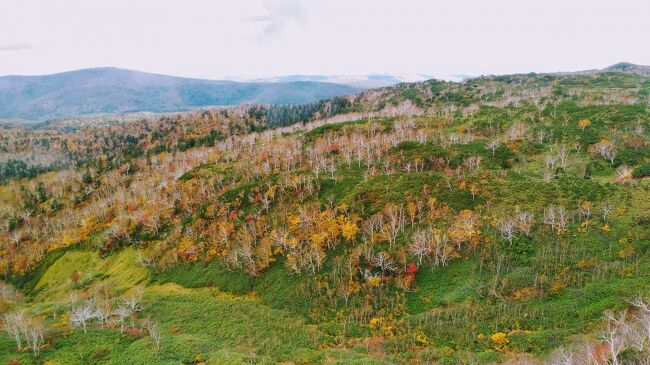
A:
[[1, 70, 650, 364]]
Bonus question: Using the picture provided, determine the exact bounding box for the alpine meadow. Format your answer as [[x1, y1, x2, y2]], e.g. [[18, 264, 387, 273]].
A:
[[1, 1, 650, 364]]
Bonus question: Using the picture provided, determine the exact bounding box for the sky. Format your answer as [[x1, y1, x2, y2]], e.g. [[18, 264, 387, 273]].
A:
[[1, 0, 649, 80]]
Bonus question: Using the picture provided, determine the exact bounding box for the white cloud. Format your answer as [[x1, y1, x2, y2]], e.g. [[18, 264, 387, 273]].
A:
[[0, 42, 31, 52], [243, 0, 306, 43], [0, 0, 648, 78]]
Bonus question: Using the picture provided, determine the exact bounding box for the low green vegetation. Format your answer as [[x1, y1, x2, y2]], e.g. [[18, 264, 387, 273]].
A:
[[2, 69, 650, 364]]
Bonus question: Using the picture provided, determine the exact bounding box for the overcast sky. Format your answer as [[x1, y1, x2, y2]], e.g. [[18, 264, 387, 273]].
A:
[[1, 0, 649, 79]]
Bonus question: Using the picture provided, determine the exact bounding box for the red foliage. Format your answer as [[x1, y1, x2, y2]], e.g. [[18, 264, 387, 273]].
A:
[[592, 342, 608, 365], [123, 326, 145, 338], [406, 262, 418, 275]]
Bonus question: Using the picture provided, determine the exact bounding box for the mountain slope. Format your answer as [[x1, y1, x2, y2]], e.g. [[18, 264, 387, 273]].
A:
[[1, 68, 650, 364], [603, 61, 650, 75], [0, 68, 358, 121]]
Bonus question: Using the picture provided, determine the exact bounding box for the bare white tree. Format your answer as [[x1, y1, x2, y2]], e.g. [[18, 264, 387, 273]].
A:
[[465, 156, 483, 172], [70, 301, 96, 333], [114, 305, 131, 333], [147, 321, 162, 351], [0, 281, 22, 301], [94, 299, 112, 328], [593, 140, 616, 164], [372, 252, 395, 272], [600, 310, 627, 365], [544, 205, 568, 233], [515, 211, 534, 236], [2, 311, 26, 350], [409, 230, 432, 265], [382, 204, 404, 247], [487, 140, 501, 156], [24, 319, 45, 356], [124, 287, 144, 313], [616, 165, 632, 180], [499, 218, 516, 245], [2, 311, 45, 356]]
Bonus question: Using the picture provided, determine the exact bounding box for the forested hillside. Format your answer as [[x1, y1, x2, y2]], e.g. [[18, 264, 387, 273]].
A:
[[1, 70, 650, 364]]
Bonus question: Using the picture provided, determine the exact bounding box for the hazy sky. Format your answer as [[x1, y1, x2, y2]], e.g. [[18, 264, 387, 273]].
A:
[[1, 0, 649, 79]]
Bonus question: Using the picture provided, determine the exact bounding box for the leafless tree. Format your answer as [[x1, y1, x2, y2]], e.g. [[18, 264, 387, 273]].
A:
[[409, 230, 432, 265], [465, 156, 483, 172], [0, 281, 22, 301], [70, 301, 96, 333], [544, 155, 557, 170], [544, 205, 568, 233], [2, 311, 26, 350], [24, 319, 45, 356], [147, 320, 162, 351], [515, 211, 534, 236], [372, 252, 395, 272], [600, 310, 627, 365], [2, 311, 45, 356], [547, 347, 575, 365], [94, 299, 112, 328], [543, 169, 555, 183], [382, 204, 404, 247], [124, 287, 144, 312], [616, 165, 632, 180], [601, 202, 613, 223], [593, 140, 616, 164], [499, 218, 516, 245], [431, 231, 451, 268], [114, 305, 131, 333], [487, 140, 501, 156]]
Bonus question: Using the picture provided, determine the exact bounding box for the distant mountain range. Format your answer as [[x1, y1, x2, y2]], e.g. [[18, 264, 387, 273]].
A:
[[1, 63, 647, 122], [245, 73, 438, 88], [0, 68, 359, 122]]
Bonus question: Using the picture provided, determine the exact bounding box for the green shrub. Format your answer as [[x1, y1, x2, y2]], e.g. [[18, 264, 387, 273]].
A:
[[633, 163, 650, 178]]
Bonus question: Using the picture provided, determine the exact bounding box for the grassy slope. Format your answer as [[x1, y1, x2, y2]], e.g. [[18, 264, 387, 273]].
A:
[[2, 75, 650, 364], [1, 248, 386, 364]]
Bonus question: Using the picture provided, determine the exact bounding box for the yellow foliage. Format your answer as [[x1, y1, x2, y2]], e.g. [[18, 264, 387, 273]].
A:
[[369, 317, 382, 329], [490, 332, 509, 352], [442, 347, 454, 357], [619, 245, 635, 259], [576, 257, 599, 270], [511, 286, 541, 300], [549, 277, 566, 294], [415, 333, 429, 345], [310, 233, 327, 248], [341, 221, 359, 241], [288, 214, 301, 230], [321, 214, 340, 240], [577, 118, 591, 130], [178, 236, 195, 255], [366, 275, 382, 287]]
